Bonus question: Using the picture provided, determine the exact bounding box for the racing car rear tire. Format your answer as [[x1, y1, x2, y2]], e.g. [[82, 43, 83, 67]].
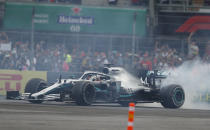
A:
[[160, 84, 185, 109], [25, 78, 47, 104], [71, 82, 95, 106]]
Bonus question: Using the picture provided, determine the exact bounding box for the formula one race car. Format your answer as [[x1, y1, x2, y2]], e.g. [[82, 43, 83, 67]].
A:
[[21, 66, 185, 108]]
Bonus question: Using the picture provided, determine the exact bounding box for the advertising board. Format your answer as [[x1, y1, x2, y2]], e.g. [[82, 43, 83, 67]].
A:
[[0, 69, 47, 95], [3, 2, 146, 36]]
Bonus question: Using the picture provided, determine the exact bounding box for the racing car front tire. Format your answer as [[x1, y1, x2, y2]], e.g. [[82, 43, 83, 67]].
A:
[[160, 84, 185, 109], [25, 78, 47, 104], [71, 82, 95, 106]]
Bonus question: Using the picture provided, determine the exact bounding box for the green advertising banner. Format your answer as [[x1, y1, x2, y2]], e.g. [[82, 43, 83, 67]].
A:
[[3, 2, 146, 36]]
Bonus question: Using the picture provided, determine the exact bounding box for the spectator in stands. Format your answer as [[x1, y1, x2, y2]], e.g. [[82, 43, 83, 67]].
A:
[[96, 52, 108, 72], [62, 61, 69, 72], [123, 52, 132, 71], [64, 49, 72, 69], [101, 53, 109, 67], [187, 32, 199, 60], [116, 52, 123, 66], [0, 32, 8, 44], [139, 51, 152, 70], [81, 55, 89, 72], [158, 58, 169, 69], [0, 31, 197, 73]]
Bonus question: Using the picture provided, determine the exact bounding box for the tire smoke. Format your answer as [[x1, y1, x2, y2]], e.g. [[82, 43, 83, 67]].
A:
[[110, 64, 210, 109], [112, 67, 143, 91], [162, 59, 210, 110]]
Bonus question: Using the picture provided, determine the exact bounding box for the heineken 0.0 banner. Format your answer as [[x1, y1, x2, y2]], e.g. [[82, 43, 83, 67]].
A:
[[3, 2, 146, 36]]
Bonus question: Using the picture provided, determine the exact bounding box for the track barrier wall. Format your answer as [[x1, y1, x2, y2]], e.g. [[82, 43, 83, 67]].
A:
[[0, 69, 82, 96], [0, 69, 47, 95]]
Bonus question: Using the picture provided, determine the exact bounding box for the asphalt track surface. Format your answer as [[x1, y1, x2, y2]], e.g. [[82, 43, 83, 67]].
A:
[[1, 100, 210, 130]]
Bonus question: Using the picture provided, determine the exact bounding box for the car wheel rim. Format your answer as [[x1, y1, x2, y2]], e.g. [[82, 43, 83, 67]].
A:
[[172, 87, 184, 106]]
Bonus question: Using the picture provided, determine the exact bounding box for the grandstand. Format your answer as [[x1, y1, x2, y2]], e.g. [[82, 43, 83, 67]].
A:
[[0, 0, 210, 74]]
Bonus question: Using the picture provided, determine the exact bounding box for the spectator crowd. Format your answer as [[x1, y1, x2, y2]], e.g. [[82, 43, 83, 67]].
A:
[[0, 32, 209, 74]]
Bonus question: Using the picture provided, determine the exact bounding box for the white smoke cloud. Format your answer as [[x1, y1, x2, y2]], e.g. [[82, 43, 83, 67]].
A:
[[112, 67, 142, 91], [163, 59, 210, 110], [111, 64, 210, 109]]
